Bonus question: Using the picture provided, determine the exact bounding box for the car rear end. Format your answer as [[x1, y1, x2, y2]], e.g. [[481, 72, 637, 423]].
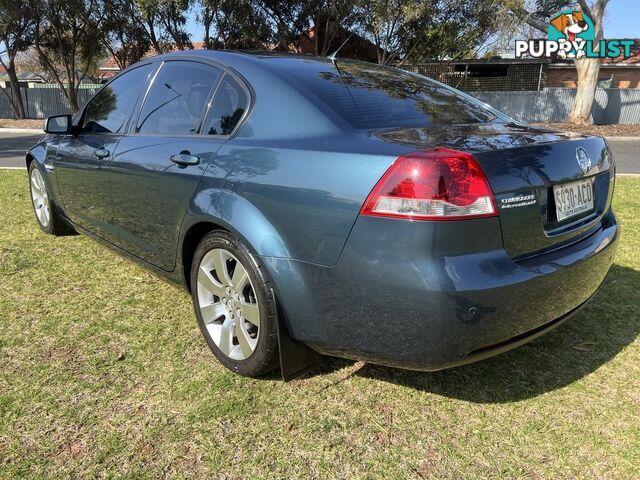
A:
[[319, 130, 617, 370], [271, 59, 618, 369]]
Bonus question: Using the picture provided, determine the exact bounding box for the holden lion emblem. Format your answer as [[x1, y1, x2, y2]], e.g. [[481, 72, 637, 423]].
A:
[[576, 147, 592, 173]]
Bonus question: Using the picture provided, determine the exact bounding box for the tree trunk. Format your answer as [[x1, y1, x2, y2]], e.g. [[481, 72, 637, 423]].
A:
[[147, 18, 162, 53], [203, 7, 211, 49], [2, 57, 26, 119], [568, 57, 601, 125], [512, 0, 609, 126], [68, 84, 79, 114]]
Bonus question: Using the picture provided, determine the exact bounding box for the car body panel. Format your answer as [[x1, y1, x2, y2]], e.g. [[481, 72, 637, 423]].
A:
[[262, 209, 617, 370], [199, 135, 404, 265], [109, 135, 222, 271], [55, 133, 122, 242], [375, 123, 615, 258], [26, 135, 68, 219]]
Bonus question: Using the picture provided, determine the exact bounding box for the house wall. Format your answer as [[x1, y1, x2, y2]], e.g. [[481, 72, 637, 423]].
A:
[[547, 66, 640, 88]]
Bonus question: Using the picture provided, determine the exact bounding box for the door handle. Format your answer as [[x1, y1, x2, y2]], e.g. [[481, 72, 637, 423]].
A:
[[94, 148, 110, 159], [170, 151, 200, 166]]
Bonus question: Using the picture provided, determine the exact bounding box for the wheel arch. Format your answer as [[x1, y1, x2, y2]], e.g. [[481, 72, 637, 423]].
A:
[[181, 221, 226, 292], [25, 152, 35, 170], [180, 216, 322, 379], [26, 146, 59, 204], [181, 187, 291, 291], [179, 214, 289, 293]]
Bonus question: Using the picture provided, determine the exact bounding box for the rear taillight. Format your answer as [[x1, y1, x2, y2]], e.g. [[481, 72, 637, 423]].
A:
[[360, 148, 497, 220]]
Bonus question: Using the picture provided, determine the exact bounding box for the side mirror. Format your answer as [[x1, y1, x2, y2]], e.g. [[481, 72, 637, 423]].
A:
[[44, 114, 72, 134]]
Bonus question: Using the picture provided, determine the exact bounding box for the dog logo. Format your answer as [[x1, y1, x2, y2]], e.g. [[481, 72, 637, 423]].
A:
[[515, 10, 632, 60], [548, 10, 594, 59], [576, 148, 592, 173]]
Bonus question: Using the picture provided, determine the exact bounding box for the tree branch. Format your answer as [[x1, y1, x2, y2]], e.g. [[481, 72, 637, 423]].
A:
[[508, 5, 549, 34]]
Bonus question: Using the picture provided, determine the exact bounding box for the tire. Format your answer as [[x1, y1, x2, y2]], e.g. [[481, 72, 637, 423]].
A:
[[28, 162, 75, 236], [190, 230, 279, 377]]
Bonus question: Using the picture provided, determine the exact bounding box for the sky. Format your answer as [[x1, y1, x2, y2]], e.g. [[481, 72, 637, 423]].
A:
[[603, 0, 639, 38], [185, 0, 640, 45]]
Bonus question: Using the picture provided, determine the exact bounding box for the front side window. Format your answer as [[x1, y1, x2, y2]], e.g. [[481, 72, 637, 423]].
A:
[[81, 64, 153, 134], [136, 61, 221, 135], [202, 76, 248, 136]]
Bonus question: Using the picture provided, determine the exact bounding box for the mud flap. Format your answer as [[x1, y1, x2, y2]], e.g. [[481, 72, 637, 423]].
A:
[[272, 288, 323, 381]]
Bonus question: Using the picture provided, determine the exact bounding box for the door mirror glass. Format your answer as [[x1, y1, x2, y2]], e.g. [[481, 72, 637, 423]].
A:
[[44, 114, 71, 134]]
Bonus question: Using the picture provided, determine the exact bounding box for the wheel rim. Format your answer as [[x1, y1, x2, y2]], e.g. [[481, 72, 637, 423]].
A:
[[196, 248, 261, 361], [30, 168, 50, 227]]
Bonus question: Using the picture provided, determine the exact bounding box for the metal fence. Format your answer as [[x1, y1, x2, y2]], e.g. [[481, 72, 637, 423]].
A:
[[2, 84, 640, 124], [471, 88, 640, 124], [402, 62, 546, 91], [0, 86, 100, 119]]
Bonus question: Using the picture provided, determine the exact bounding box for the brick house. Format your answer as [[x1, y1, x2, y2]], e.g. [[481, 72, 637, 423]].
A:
[[547, 40, 640, 88], [290, 27, 379, 62]]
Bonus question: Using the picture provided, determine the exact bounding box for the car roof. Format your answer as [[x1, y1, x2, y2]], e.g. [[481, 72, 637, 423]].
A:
[[151, 49, 333, 62], [144, 49, 377, 73]]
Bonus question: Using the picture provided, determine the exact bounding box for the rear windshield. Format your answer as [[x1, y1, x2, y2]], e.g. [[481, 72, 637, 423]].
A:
[[283, 60, 506, 129]]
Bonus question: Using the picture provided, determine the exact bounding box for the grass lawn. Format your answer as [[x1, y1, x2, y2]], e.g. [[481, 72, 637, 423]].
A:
[[0, 170, 638, 479]]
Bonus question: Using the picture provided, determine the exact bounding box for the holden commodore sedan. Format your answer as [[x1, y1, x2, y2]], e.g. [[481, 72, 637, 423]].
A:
[[26, 51, 618, 378]]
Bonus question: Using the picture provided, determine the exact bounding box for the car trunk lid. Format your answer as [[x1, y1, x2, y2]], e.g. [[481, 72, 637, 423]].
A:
[[375, 122, 615, 258]]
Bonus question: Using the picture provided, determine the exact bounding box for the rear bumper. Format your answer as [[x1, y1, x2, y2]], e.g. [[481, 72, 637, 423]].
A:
[[264, 209, 618, 371], [434, 293, 590, 370]]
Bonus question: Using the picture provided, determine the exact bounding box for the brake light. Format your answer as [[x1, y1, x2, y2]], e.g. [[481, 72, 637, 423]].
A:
[[360, 148, 497, 220]]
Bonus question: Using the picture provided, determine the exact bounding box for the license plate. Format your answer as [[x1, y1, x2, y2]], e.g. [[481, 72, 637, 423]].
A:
[[553, 178, 594, 222]]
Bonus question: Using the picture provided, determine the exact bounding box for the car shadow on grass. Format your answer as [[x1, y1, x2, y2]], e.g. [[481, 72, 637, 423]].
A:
[[336, 264, 640, 403]]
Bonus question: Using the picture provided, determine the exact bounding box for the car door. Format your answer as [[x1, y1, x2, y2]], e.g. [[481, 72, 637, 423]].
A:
[[54, 63, 155, 242], [109, 60, 249, 271]]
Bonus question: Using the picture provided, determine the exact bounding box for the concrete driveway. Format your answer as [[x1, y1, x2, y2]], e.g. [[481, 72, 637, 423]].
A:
[[0, 130, 638, 174]]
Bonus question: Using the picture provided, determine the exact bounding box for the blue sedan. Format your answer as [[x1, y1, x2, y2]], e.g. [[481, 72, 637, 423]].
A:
[[26, 51, 618, 378]]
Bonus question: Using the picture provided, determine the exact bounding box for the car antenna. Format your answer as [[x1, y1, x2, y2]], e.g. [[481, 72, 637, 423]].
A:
[[327, 33, 358, 107], [328, 32, 353, 65]]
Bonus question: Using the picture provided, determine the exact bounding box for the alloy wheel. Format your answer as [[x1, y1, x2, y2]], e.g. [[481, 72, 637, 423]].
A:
[[196, 248, 261, 360], [30, 168, 50, 228]]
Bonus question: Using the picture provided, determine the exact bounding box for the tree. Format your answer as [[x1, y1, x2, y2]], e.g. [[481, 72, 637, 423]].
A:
[[33, 0, 107, 113], [200, 0, 272, 50], [358, 0, 417, 65], [510, 0, 610, 125], [0, 0, 36, 118], [101, 0, 151, 69], [200, 0, 213, 48], [358, 0, 504, 65], [137, 0, 193, 53], [411, 0, 503, 61], [257, 0, 361, 56]]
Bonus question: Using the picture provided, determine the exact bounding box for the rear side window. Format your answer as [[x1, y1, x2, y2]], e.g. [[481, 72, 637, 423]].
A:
[[285, 60, 506, 129], [136, 61, 221, 135], [202, 76, 248, 136], [81, 63, 153, 134]]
